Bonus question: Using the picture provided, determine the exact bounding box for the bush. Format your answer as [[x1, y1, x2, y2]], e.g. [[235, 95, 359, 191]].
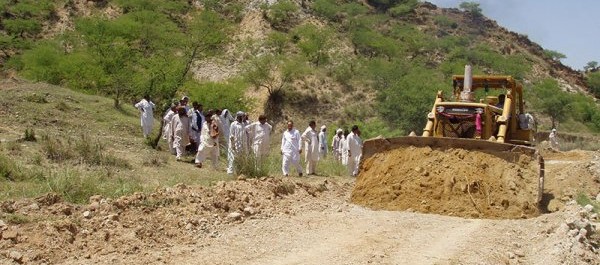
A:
[[388, 0, 418, 17], [0, 153, 25, 181], [586, 71, 600, 97], [41, 134, 130, 168], [234, 153, 269, 178], [459, 1, 482, 16], [183, 79, 251, 112], [24, 128, 36, 142], [313, 0, 368, 22], [262, 0, 298, 31], [575, 192, 599, 214], [434, 15, 458, 29], [46, 170, 143, 204], [292, 24, 335, 66]]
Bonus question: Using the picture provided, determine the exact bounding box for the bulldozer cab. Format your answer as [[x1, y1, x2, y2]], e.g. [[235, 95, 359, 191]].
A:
[[422, 75, 535, 146]]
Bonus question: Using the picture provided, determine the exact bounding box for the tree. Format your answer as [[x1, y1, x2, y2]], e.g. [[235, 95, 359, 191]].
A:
[[459, 2, 482, 16], [243, 55, 307, 119], [543, 49, 566, 61], [586, 71, 600, 97], [534, 79, 570, 128], [584, 61, 598, 72]]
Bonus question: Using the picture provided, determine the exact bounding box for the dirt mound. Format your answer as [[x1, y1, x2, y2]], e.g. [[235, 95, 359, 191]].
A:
[[351, 146, 541, 219], [0, 177, 350, 264]]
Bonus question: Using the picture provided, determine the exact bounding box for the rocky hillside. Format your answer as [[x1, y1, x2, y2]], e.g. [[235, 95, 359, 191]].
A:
[[0, 0, 597, 134]]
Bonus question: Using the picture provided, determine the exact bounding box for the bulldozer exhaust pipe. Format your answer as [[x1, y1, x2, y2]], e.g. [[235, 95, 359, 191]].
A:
[[460, 65, 474, 102]]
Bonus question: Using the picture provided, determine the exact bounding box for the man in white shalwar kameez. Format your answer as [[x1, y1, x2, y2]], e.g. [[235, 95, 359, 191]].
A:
[[331, 129, 343, 161], [170, 107, 192, 161], [301, 120, 320, 175], [246, 115, 272, 164], [281, 121, 302, 177], [188, 102, 204, 148], [220, 109, 234, 144], [227, 112, 248, 174], [340, 131, 348, 165], [134, 95, 155, 138], [162, 103, 177, 154], [549, 128, 559, 151], [346, 125, 362, 177], [195, 112, 220, 169], [318, 125, 328, 159]]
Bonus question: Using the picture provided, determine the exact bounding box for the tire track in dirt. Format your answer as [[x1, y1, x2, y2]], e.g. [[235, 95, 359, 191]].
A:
[[171, 206, 484, 265]]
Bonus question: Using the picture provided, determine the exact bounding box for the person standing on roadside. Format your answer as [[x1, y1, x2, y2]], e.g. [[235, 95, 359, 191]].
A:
[[549, 128, 559, 150], [346, 125, 362, 177], [220, 109, 235, 144], [170, 107, 191, 161], [162, 102, 178, 154], [227, 112, 248, 174], [318, 125, 328, 159], [188, 102, 204, 150], [246, 114, 272, 164], [134, 95, 155, 138], [281, 121, 303, 177], [332, 128, 343, 161], [340, 130, 349, 166], [301, 120, 320, 175]]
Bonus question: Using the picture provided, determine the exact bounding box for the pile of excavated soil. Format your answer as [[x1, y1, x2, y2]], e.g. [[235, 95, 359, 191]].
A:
[[351, 146, 541, 219], [0, 177, 350, 264]]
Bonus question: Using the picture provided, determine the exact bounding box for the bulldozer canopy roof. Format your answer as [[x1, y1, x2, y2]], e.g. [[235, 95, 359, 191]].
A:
[[452, 75, 518, 90]]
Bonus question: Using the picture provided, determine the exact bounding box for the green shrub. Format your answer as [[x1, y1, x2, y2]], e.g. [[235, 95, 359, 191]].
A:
[[434, 15, 458, 29], [41, 135, 74, 162], [262, 0, 298, 31], [24, 93, 48, 103], [586, 71, 600, 97], [183, 79, 251, 112], [41, 135, 130, 168], [266, 31, 289, 54], [46, 170, 143, 204], [0, 153, 24, 181], [24, 128, 36, 142], [388, 0, 418, 17], [313, 0, 368, 22], [575, 192, 599, 214], [142, 152, 168, 167], [292, 24, 335, 66], [234, 153, 269, 178]]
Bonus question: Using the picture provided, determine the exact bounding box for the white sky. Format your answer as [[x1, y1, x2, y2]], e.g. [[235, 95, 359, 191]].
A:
[[425, 0, 600, 70]]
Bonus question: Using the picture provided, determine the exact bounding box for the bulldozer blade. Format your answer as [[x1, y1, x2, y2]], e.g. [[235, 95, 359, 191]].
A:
[[360, 136, 544, 210]]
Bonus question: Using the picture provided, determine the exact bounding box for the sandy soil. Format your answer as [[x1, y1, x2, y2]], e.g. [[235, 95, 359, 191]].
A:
[[1, 151, 599, 265]]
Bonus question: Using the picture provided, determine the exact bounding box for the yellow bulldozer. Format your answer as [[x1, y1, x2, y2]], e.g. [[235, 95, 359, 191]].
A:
[[359, 65, 544, 210]]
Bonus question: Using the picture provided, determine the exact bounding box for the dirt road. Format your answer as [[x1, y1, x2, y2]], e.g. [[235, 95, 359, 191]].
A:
[[2, 151, 599, 265]]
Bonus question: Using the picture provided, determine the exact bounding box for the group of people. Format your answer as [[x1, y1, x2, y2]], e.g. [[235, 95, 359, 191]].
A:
[[280, 120, 363, 177], [134, 96, 363, 176]]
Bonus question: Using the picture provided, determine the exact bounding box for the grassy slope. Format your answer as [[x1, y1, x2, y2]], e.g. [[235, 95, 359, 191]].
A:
[[0, 80, 236, 203], [0, 79, 347, 203]]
